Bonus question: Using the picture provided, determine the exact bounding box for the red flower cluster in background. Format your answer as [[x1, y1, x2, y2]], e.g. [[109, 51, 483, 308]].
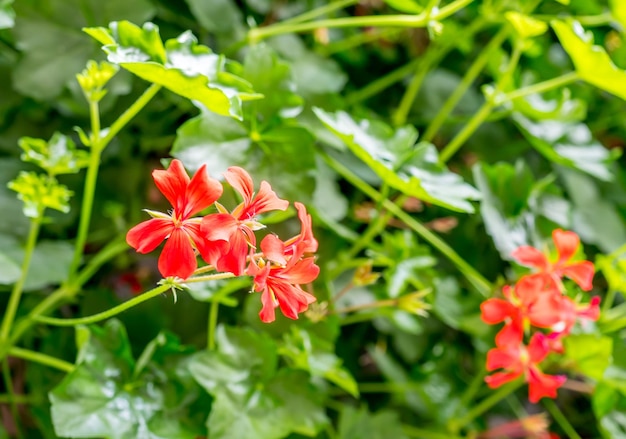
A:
[[126, 159, 319, 322], [480, 229, 599, 403]]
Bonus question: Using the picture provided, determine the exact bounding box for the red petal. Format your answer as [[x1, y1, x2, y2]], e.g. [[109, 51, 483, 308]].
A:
[[553, 229, 579, 263], [294, 202, 318, 253], [577, 296, 601, 321], [185, 221, 228, 267], [527, 366, 566, 403], [239, 180, 289, 220], [216, 227, 251, 276], [224, 166, 254, 206], [527, 333, 551, 363], [182, 164, 223, 218], [485, 371, 522, 388], [201, 213, 238, 242], [260, 234, 287, 265], [158, 228, 197, 279], [511, 246, 550, 270], [527, 292, 564, 328], [271, 282, 316, 320], [486, 345, 520, 371], [560, 261, 595, 291], [279, 257, 320, 284], [152, 159, 190, 213], [126, 218, 172, 253], [259, 289, 277, 323], [481, 299, 516, 324], [495, 321, 524, 347]]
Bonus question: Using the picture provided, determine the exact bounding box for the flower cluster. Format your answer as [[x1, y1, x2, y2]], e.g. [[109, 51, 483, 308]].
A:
[[126, 159, 319, 322], [480, 229, 599, 403]]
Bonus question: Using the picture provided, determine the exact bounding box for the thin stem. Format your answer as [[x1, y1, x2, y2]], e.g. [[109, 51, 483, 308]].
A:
[[8, 347, 74, 373], [32, 284, 171, 327], [318, 28, 403, 57], [321, 151, 492, 296], [422, 27, 509, 142], [248, 0, 474, 42], [602, 288, 618, 313], [99, 84, 162, 149], [67, 99, 102, 280], [502, 72, 580, 102], [281, 0, 358, 25], [450, 379, 523, 433], [0, 215, 42, 341], [403, 425, 465, 439], [439, 42, 523, 163], [207, 299, 219, 351], [543, 398, 582, 439], [2, 360, 24, 439], [533, 12, 613, 27], [457, 368, 488, 412], [186, 272, 236, 283]]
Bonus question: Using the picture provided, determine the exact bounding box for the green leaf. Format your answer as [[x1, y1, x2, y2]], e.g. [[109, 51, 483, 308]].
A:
[[8, 172, 72, 217], [12, 0, 155, 99], [279, 327, 359, 397], [241, 43, 303, 119], [610, 0, 626, 33], [337, 406, 409, 439], [432, 277, 485, 335], [314, 108, 480, 212], [19, 133, 89, 175], [50, 321, 200, 439], [511, 88, 587, 122], [593, 381, 626, 438], [0, 0, 14, 29], [552, 19, 626, 101], [185, 278, 247, 305], [513, 113, 619, 181], [384, 0, 423, 13], [0, 251, 20, 284], [185, 0, 243, 35], [505, 12, 548, 39], [564, 334, 613, 381], [172, 108, 317, 202], [84, 21, 260, 119]]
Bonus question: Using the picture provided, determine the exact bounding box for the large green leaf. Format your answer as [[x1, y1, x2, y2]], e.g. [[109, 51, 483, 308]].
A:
[[564, 334, 613, 381], [84, 21, 260, 119], [337, 406, 409, 439], [189, 326, 327, 439], [171, 108, 317, 202], [314, 108, 480, 212], [280, 327, 359, 397], [12, 0, 155, 100], [513, 113, 618, 181], [50, 321, 200, 439], [593, 380, 626, 439], [0, 251, 20, 284], [552, 19, 626, 101]]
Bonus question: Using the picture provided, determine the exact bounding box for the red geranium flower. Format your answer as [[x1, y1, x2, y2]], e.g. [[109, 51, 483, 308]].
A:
[[248, 232, 318, 323], [201, 167, 288, 275], [126, 159, 223, 279], [481, 276, 563, 345], [511, 229, 594, 291], [486, 332, 566, 403]]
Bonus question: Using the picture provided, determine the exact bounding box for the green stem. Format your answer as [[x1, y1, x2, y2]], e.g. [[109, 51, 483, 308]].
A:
[[318, 28, 402, 56], [281, 0, 358, 25], [0, 215, 42, 341], [248, 0, 474, 42], [32, 284, 172, 327], [99, 84, 162, 149], [533, 12, 613, 27], [207, 299, 219, 350], [457, 368, 488, 412], [345, 58, 421, 106], [8, 347, 74, 373], [2, 360, 24, 439], [67, 99, 102, 280], [186, 272, 236, 283], [403, 425, 465, 439], [543, 398, 582, 439], [0, 394, 42, 405], [321, 151, 492, 296], [422, 27, 509, 142], [450, 379, 523, 433], [502, 71, 580, 101], [392, 17, 486, 127], [602, 288, 618, 313], [439, 42, 523, 163]]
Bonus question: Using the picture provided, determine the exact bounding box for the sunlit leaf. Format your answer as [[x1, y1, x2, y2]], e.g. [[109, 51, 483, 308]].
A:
[[84, 21, 260, 119], [8, 172, 72, 218], [0, 0, 14, 29], [314, 108, 480, 212], [513, 113, 619, 181], [505, 12, 548, 39], [19, 133, 89, 175], [564, 334, 612, 381], [511, 88, 586, 122], [552, 19, 626, 101]]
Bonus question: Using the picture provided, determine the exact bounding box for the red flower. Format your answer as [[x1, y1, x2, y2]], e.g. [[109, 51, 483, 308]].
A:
[[201, 167, 288, 275], [248, 233, 318, 323], [511, 229, 594, 291], [481, 276, 563, 345], [485, 332, 566, 403], [126, 159, 223, 279]]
